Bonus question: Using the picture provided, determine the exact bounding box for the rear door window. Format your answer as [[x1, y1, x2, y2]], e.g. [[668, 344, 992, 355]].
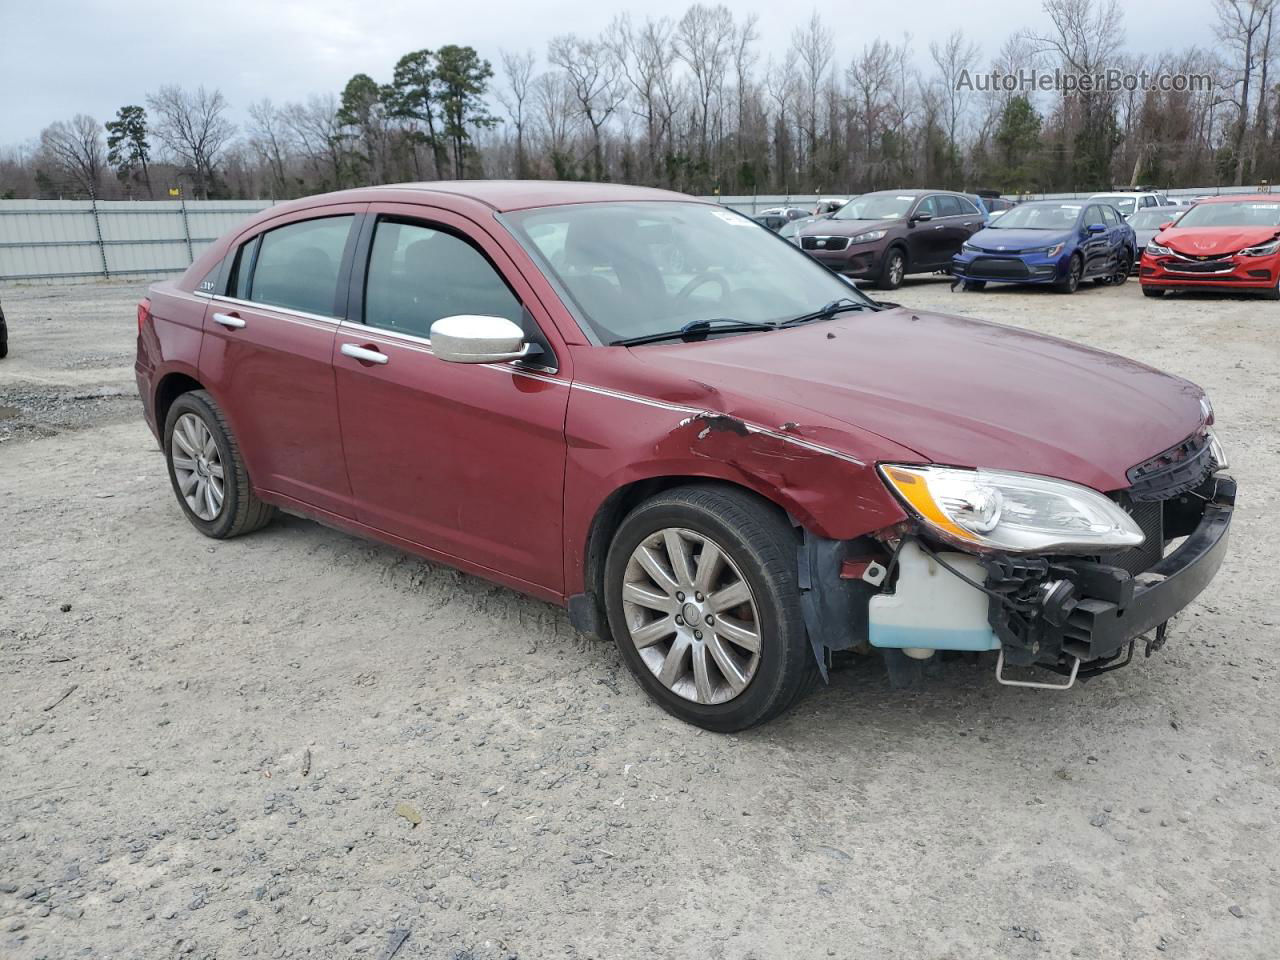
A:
[[363, 219, 523, 340], [937, 195, 966, 217], [248, 216, 354, 317]]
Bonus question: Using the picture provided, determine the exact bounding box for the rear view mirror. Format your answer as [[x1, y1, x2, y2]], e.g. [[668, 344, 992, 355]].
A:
[[1087, 223, 1106, 234], [430, 315, 530, 364]]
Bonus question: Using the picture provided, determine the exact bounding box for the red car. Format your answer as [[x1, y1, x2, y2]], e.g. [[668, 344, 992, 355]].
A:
[[135, 182, 1234, 731], [1140, 194, 1280, 298]]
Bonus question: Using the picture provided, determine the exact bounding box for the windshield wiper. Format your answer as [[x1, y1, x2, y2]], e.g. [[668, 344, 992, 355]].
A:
[[780, 297, 872, 327], [611, 317, 777, 347]]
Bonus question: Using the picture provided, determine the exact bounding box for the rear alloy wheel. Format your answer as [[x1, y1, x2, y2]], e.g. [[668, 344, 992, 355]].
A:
[[877, 248, 906, 290], [1112, 249, 1131, 284], [604, 485, 815, 731], [1055, 255, 1082, 294], [164, 390, 274, 539]]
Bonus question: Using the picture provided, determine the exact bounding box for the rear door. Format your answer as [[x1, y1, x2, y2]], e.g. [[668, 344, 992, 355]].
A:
[[199, 205, 363, 518], [938, 195, 983, 261], [332, 204, 571, 596]]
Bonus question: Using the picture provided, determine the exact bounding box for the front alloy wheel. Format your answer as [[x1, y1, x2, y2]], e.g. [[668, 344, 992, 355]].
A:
[[1056, 255, 1082, 293], [604, 484, 816, 731], [622, 528, 761, 705]]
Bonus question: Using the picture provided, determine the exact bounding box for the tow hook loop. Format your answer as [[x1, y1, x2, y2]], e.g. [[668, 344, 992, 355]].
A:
[[1145, 621, 1169, 658], [995, 648, 1081, 690]]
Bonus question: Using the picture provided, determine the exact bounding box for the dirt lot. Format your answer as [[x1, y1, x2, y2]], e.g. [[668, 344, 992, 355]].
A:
[[1, 277, 1277, 960]]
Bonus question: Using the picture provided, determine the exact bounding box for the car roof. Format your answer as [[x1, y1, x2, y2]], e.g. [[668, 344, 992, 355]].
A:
[[372, 180, 698, 211]]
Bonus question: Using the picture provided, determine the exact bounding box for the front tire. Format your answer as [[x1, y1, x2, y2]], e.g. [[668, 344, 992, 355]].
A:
[[603, 485, 816, 731], [875, 247, 906, 290], [164, 390, 274, 539], [962, 280, 986, 291], [1055, 255, 1082, 294], [1142, 287, 1166, 298]]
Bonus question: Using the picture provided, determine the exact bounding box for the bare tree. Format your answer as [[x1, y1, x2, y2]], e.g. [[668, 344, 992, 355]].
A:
[[929, 30, 981, 185], [497, 49, 537, 178], [674, 3, 735, 176], [146, 85, 235, 198], [248, 99, 292, 198], [790, 13, 834, 183], [1215, 0, 1277, 184], [847, 40, 895, 185], [533, 71, 579, 176], [39, 115, 105, 197], [547, 34, 623, 181], [607, 15, 680, 180], [283, 95, 344, 190]]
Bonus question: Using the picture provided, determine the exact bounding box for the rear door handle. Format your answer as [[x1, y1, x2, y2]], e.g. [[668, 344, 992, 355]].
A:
[[341, 343, 389, 365], [213, 312, 245, 329]]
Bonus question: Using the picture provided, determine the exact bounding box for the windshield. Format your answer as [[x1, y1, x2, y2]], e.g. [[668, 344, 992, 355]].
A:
[[833, 193, 916, 220], [1129, 209, 1182, 229], [1174, 200, 1280, 229], [989, 203, 1081, 230], [502, 202, 872, 344]]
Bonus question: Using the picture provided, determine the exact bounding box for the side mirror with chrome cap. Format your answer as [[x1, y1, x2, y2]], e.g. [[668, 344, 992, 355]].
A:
[[429, 315, 533, 364]]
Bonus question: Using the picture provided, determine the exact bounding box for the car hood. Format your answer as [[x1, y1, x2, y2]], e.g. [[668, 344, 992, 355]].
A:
[[1158, 225, 1280, 256], [801, 217, 901, 237], [633, 307, 1205, 492], [969, 228, 1071, 251]]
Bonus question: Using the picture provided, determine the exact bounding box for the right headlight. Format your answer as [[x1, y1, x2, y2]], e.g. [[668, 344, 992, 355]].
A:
[[1146, 240, 1172, 256], [879, 464, 1145, 554]]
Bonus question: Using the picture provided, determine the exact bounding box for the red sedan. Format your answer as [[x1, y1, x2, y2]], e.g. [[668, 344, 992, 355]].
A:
[[136, 182, 1234, 730], [1140, 194, 1280, 299]]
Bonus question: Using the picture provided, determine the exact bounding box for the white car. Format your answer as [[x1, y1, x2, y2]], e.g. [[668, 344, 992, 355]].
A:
[[1089, 191, 1171, 220]]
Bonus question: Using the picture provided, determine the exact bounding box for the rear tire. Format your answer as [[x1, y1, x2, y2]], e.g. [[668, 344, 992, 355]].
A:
[[603, 485, 816, 731], [163, 390, 274, 539]]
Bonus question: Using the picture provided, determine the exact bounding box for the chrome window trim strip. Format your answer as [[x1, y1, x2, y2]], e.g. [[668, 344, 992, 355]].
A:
[[212, 294, 342, 325]]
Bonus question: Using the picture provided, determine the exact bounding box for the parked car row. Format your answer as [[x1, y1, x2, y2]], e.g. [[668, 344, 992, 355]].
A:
[[780, 186, 1277, 299]]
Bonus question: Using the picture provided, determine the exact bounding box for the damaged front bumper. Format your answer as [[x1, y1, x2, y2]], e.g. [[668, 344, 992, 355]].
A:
[[800, 472, 1235, 681], [986, 473, 1234, 671]]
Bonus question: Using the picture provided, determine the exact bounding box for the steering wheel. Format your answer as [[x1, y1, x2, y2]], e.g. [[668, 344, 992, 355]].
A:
[[675, 273, 729, 302]]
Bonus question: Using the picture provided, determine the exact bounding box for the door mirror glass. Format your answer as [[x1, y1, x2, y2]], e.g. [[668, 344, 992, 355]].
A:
[[1087, 223, 1106, 234], [430, 314, 530, 364]]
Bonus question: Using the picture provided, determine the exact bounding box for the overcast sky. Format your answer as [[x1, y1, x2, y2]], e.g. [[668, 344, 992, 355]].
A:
[[1, 0, 1215, 147]]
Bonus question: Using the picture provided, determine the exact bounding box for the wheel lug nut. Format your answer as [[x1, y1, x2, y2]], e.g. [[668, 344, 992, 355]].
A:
[[695, 592, 704, 601], [705, 615, 714, 625], [676, 592, 685, 602], [675, 616, 684, 625], [694, 630, 703, 640]]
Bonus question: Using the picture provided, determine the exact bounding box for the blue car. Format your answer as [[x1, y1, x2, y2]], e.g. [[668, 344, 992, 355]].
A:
[[951, 199, 1137, 294]]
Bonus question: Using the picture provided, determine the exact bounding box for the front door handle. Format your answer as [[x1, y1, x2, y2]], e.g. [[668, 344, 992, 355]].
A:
[[341, 343, 389, 365], [213, 312, 246, 329]]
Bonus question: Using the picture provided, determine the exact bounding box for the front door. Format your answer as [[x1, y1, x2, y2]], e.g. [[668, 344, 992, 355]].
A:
[[332, 206, 570, 596], [199, 207, 363, 518]]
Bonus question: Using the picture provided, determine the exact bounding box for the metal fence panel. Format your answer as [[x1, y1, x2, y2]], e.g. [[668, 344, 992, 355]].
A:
[[0, 199, 275, 283], [1, 188, 1269, 282]]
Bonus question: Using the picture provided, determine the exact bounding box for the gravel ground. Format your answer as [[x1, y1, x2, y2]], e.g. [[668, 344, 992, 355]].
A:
[[1, 276, 1277, 960]]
